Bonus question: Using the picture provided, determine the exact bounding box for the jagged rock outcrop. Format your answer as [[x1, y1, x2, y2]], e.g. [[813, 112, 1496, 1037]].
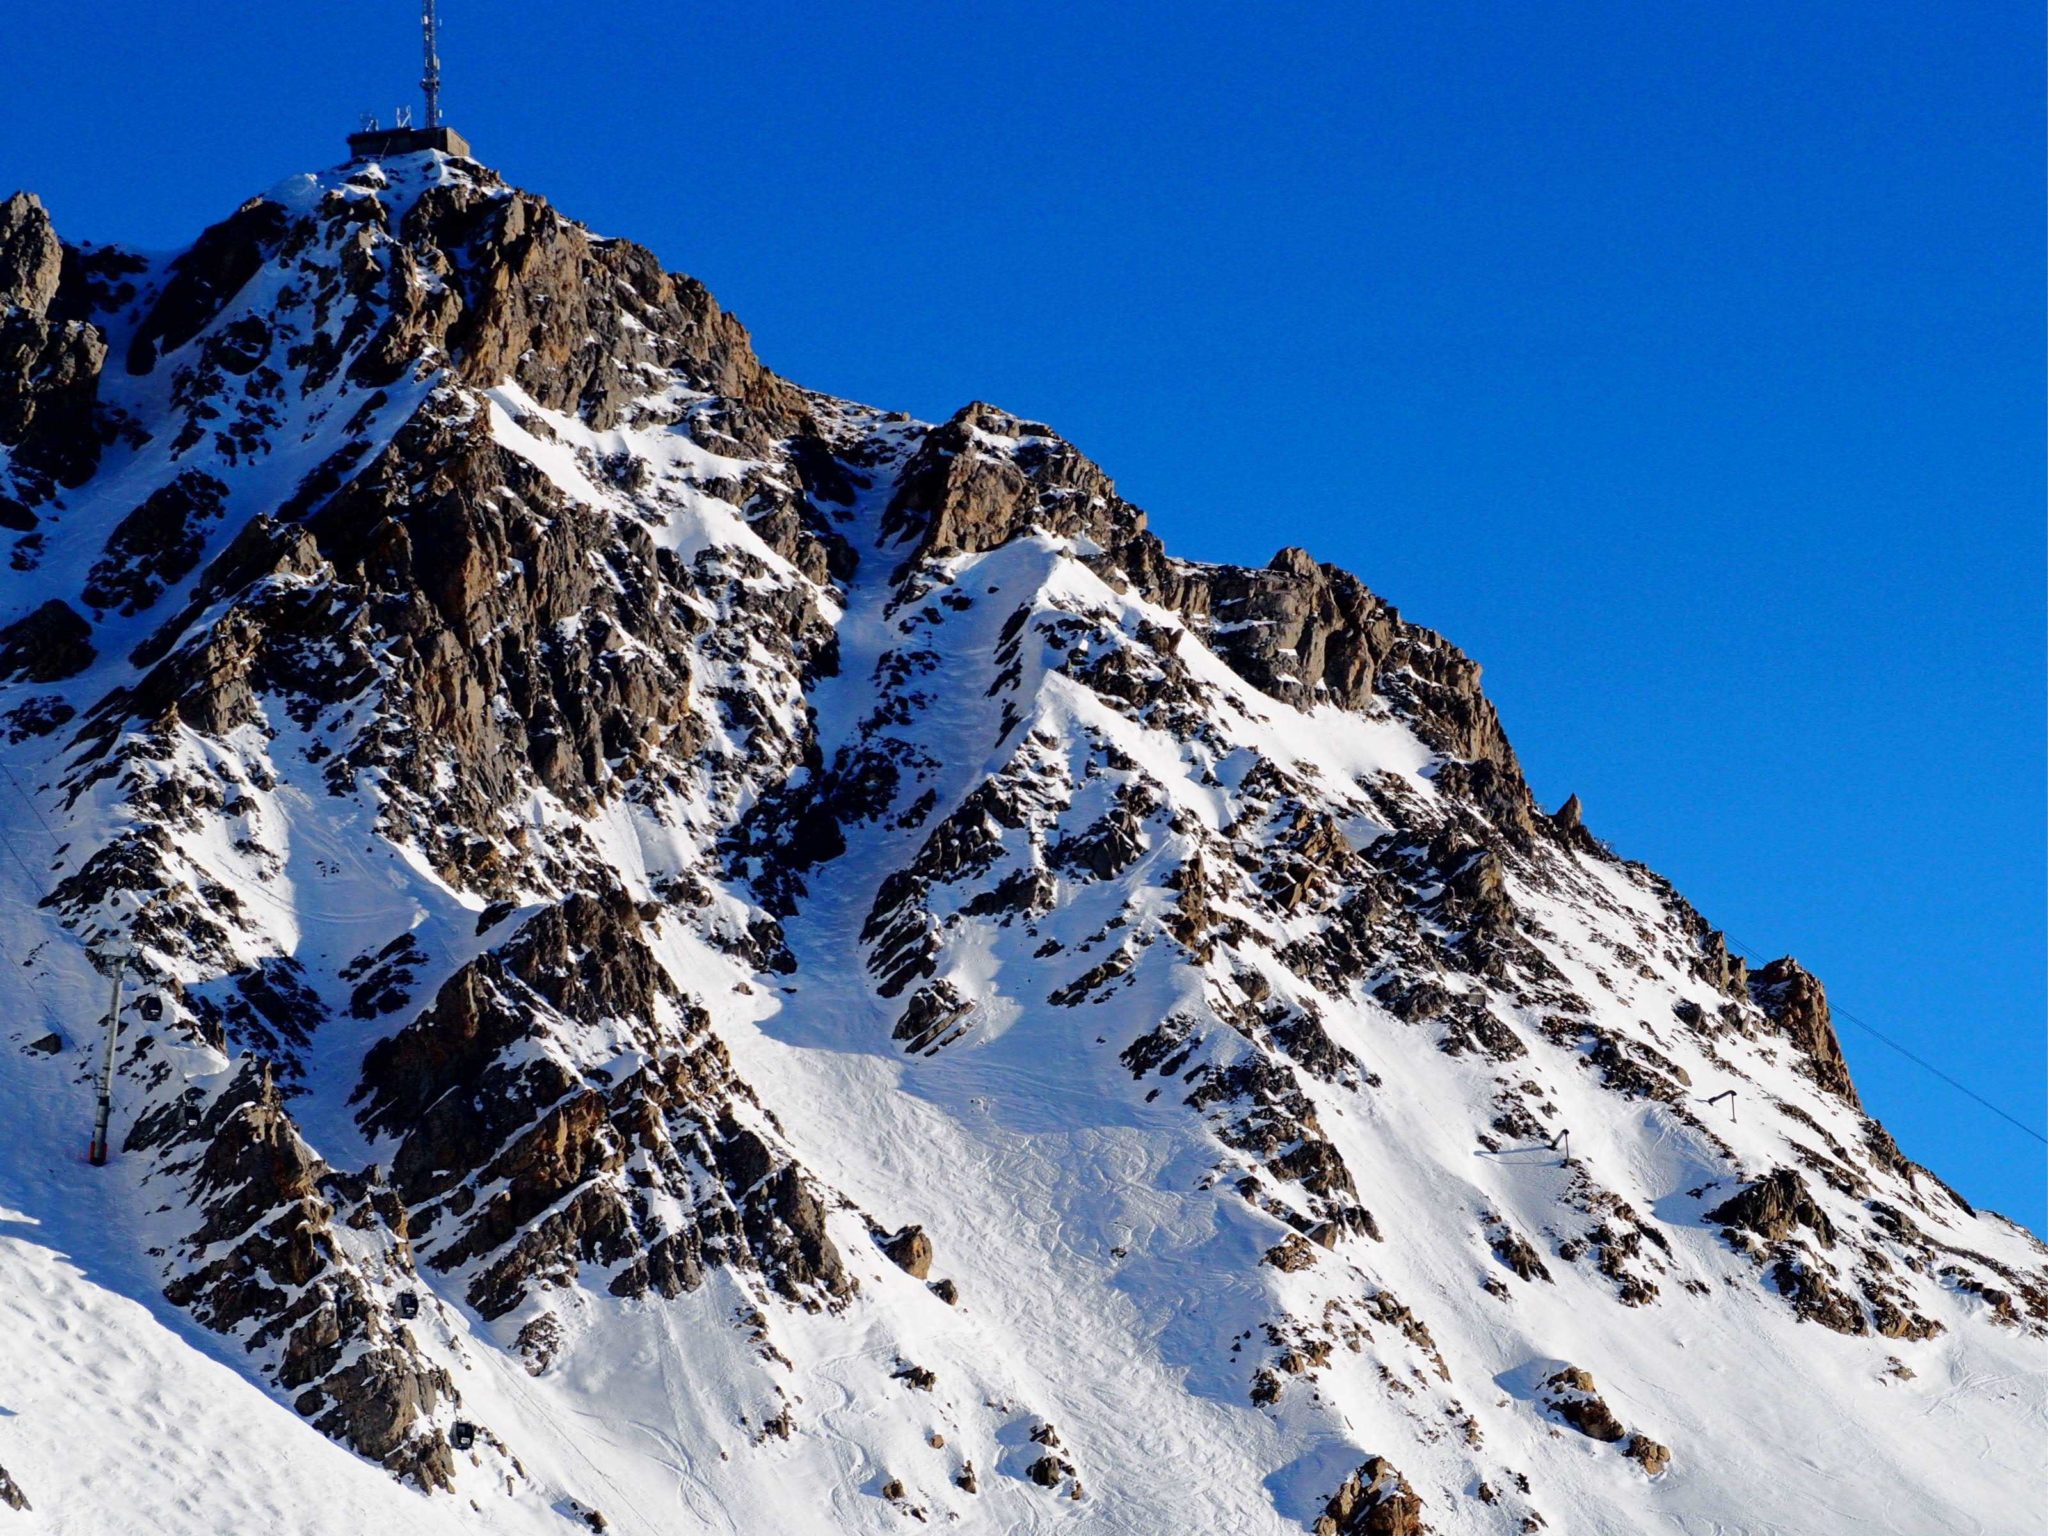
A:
[[1313, 1457, 1426, 1536], [0, 193, 64, 315], [428, 185, 805, 437], [0, 190, 109, 517], [1707, 1168, 1837, 1248], [135, 1059, 459, 1489], [875, 404, 1531, 836], [84, 470, 231, 616], [1538, 1366, 1675, 1478], [1539, 1366, 1627, 1442], [1751, 957, 1859, 1106], [356, 889, 850, 1320], [1623, 1433, 1672, 1476], [128, 197, 292, 375], [882, 402, 1143, 560]]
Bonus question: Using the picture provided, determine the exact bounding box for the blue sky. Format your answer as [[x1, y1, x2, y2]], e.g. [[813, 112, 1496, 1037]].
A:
[[4, 2, 2042, 1230]]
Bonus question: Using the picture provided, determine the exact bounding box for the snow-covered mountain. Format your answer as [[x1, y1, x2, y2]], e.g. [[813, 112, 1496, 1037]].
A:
[[0, 152, 2040, 1536]]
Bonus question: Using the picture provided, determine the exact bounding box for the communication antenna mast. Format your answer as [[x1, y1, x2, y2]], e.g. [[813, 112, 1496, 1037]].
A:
[[421, 0, 443, 130], [346, 0, 470, 160]]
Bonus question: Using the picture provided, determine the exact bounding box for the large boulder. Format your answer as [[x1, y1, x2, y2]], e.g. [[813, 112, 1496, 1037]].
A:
[[1314, 1456, 1426, 1536], [1540, 1366, 1627, 1442], [880, 1224, 934, 1280]]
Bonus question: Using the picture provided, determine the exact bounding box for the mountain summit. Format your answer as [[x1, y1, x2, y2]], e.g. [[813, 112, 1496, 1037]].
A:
[[0, 151, 2039, 1535]]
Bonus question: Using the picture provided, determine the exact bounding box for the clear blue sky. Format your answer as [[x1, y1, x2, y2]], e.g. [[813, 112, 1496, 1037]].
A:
[[4, 2, 2042, 1230]]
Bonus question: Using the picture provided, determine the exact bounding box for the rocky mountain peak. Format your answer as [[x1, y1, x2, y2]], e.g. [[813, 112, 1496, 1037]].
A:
[[0, 151, 2037, 1536], [0, 191, 64, 313]]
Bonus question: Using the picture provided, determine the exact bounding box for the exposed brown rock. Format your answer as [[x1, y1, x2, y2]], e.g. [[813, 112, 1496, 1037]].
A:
[[1540, 1367, 1627, 1443], [1692, 928, 1750, 999], [1154, 549, 1531, 834], [1623, 1433, 1671, 1476], [881, 1225, 934, 1280], [880, 402, 1140, 563], [892, 981, 975, 1052], [1548, 793, 1605, 855], [0, 192, 63, 313], [1770, 1254, 1868, 1335], [143, 1059, 458, 1489], [1707, 1168, 1836, 1248], [872, 401, 1536, 838], [416, 187, 804, 435], [1488, 1223, 1553, 1283], [0, 1462, 26, 1512], [0, 192, 107, 502], [1264, 1233, 1320, 1272], [357, 891, 850, 1320], [83, 470, 230, 615], [1751, 958, 1860, 1107], [1313, 1456, 1427, 1536]]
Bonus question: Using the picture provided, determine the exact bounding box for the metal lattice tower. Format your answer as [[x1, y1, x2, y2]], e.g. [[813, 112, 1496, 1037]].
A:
[[347, 0, 468, 159], [421, 0, 443, 130]]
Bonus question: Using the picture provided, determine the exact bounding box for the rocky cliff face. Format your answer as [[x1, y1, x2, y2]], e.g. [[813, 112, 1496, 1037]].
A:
[[0, 191, 117, 523], [0, 152, 2039, 1536]]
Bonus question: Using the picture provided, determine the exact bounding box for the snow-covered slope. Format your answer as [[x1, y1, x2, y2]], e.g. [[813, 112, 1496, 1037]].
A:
[[0, 154, 2040, 1535]]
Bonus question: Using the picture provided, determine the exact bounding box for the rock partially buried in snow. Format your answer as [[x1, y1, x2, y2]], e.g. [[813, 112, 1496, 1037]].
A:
[[1539, 1367, 1627, 1443], [1263, 1232, 1319, 1271], [1313, 1455, 1426, 1535], [0, 1462, 26, 1512], [1540, 1368, 1675, 1475], [881, 1223, 934, 1279], [1623, 1433, 1672, 1477]]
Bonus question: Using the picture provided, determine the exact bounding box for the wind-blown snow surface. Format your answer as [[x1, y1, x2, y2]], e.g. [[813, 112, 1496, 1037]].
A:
[[0, 153, 2041, 1534]]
